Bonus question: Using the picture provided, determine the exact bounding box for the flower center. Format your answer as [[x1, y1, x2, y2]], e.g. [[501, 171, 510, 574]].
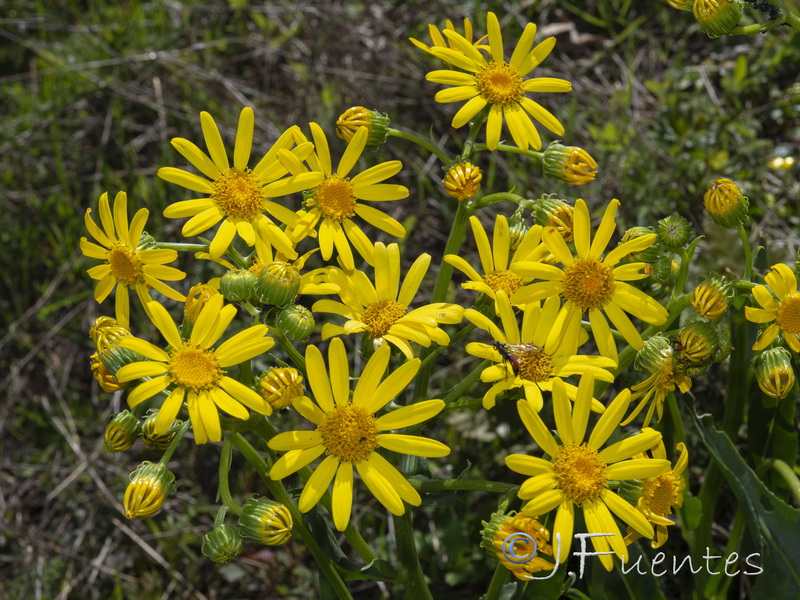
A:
[[514, 345, 554, 383], [317, 405, 378, 463], [643, 473, 677, 517], [562, 257, 616, 311], [311, 175, 357, 221], [361, 299, 407, 338], [108, 244, 144, 286], [654, 362, 679, 391], [483, 270, 524, 296], [476, 61, 524, 105], [776, 294, 800, 334], [212, 168, 266, 220], [553, 443, 607, 505], [169, 344, 223, 391]]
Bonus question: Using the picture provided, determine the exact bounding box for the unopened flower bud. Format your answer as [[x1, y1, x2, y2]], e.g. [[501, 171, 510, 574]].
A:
[[123, 462, 175, 519], [675, 321, 720, 371], [104, 410, 141, 452], [508, 218, 529, 254], [202, 524, 244, 563], [657, 214, 693, 250], [89, 316, 131, 354], [220, 269, 257, 302], [91, 352, 125, 392], [691, 274, 733, 320], [335, 107, 390, 147], [238, 497, 293, 546], [542, 142, 599, 185], [275, 305, 315, 340], [255, 262, 300, 307], [141, 409, 183, 450], [137, 231, 159, 250], [635, 334, 674, 375], [257, 367, 306, 410], [753, 347, 795, 400], [443, 161, 483, 201], [184, 282, 221, 324], [480, 511, 554, 579], [534, 196, 574, 242], [704, 177, 748, 227], [693, 0, 743, 38]]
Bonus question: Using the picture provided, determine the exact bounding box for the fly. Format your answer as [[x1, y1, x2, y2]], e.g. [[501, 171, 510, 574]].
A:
[[492, 341, 542, 377]]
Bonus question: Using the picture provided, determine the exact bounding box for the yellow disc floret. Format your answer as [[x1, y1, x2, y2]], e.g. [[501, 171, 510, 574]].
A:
[[108, 244, 144, 287], [311, 175, 357, 221], [776, 294, 800, 334], [483, 270, 524, 296], [562, 257, 616, 310], [317, 405, 378, 463], [642, 473, 679, 518], [212, 168, 266, 220], [361, 299, 408, 338], [477, 61, 525, 105], [515, 347, 554, 383], [169, 344, 223, 391], [553, 443, 607, 505]]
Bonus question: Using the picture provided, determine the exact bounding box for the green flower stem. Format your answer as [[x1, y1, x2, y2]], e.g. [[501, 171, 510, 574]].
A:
[[460, 110, 488, 161], [759, 459, 800, 505], [271, 327, 306, 375], [387, 128, 450, 164], [393, 511, 433, 600], [218, 432, 243, 516], [736, 223, 753, 281], [158, 419, 190, 465], [484, 564, 510, 600], [413, 199, 471, 404], [787, 10, 800, 31], [440, 359, 491, 407], [409, 479, 517, 494], [731, 15, 786, 35], [732, 280, 756, 291], [155, 242, 209, 252], [251, 417, 377, 564], [232, 433, 354, 600], [469, 191, 528, 211], [418, 323, 476, 374], [472, 142, 545, 162], [672, 248, 691, 299], [213, 505, 230, 528], [693, 305, 749, 588]]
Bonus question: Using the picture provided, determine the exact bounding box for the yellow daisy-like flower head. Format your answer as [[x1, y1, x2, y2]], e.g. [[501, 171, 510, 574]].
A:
[[445, 214, 547, 309], [505, 375, 671, 570], [314, 242, 463, 359], [625, 441, 688, 549], [115, 295, 275, 444], [464, 291, 614, 410], [511, 198, 670, 364], [288, 124, 409, 270], [268, 338, 450, 531], [425, 12, 571, 151], [158, 107, 324, 259], [745, 263, 800, 353], [81, 191, 187, 328], [481, 511, 554, 579]]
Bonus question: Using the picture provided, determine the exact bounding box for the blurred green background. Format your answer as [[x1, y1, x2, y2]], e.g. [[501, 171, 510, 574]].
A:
[[1, 1, 798, 598]]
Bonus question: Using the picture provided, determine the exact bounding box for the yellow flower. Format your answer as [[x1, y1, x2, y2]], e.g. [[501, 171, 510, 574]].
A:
[[511, 199, 669, 364], [505, 375, 671, 570], [443, 161, 483, 201], [464, 291, 614, 410], [444, 214, 548, 309], [425, 12, 571, 151], [409, 17, 488, 56], [624, 441, 688, 549], [288, 124, 409, 270], [481, 511, 554, 579], [268, 338, 450, 531], [81, 191, 186, 328], [115, 295, 274, 444], [158, 107, 323, 259], [745, 263, 800, 352], [314, 242, 463, 359]]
